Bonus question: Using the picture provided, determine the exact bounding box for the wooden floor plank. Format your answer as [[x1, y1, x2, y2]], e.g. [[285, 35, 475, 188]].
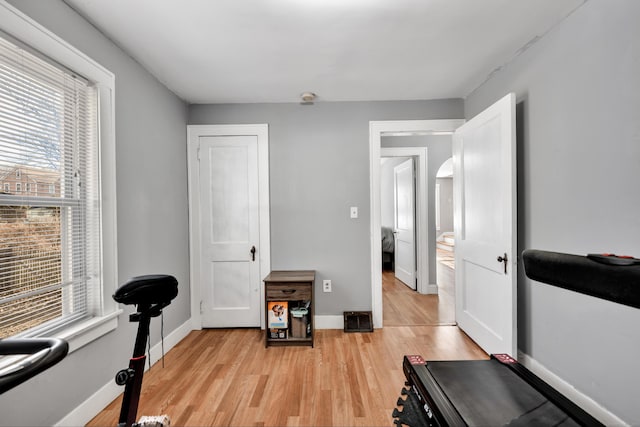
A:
[[87, 326, 485, 427], [87, 259, 486, 427], [382, 267, 455, 326]]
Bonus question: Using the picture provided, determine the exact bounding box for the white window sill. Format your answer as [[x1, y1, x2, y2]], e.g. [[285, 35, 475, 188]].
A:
[[58, 309, 123, 353]]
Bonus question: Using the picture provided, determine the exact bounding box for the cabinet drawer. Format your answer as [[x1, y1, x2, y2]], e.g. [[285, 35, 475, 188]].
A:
[[266, 284, 311, 300]]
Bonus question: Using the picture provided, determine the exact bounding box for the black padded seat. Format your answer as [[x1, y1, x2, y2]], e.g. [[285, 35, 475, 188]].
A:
[[113, 274, 178, 307]]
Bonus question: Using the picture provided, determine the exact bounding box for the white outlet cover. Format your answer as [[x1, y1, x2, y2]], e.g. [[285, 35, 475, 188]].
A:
[[350, 207, 358, 218]]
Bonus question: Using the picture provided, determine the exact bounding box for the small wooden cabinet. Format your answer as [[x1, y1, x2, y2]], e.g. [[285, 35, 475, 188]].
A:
[[264, 270, 315, 347]]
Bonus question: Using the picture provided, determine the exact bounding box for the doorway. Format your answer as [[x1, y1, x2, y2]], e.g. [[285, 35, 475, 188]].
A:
[[187, 124, 271, 330], [371, 94, 517, 358], [370, 119, 464, 328], [379, 140, 456, 326], [380, 147, 430, 298], [435, 157, 455, 321], [381, 154, 420, 291]]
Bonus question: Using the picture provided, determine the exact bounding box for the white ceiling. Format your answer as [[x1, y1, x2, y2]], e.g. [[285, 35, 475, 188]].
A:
[[63, 0, 584, 104]]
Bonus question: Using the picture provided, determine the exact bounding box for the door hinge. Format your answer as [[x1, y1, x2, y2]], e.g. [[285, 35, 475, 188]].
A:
[[197, 144, 201, 161], [200, 300, 203, 314]]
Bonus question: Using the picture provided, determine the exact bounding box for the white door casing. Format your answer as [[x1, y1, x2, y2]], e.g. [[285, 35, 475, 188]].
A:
[[453, 93, 517, 356], [188, 124, 270, 329], [370, 120, 465, 328], [381, 147, 431, 295], [394, 158, 416, 289]]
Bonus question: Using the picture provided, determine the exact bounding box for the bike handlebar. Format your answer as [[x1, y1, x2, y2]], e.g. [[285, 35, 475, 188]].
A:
[[0, 337, 69, 394]]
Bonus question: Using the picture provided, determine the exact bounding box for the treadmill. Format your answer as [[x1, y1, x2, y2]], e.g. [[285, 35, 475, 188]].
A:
[[394, 250, 640, 426]]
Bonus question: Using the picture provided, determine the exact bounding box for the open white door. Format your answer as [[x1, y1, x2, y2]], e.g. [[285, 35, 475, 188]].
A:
[[453, 93, 517, 356], [393, 158, 416, 289]]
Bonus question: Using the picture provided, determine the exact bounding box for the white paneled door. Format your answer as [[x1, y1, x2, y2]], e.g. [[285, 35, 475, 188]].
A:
[[394, 158, 416, 289], [453, 93, 517, 356], [198, 135, 261, 327]]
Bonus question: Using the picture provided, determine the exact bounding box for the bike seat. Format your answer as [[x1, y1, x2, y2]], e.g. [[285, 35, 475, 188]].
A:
[[113, 274, 178, 307]]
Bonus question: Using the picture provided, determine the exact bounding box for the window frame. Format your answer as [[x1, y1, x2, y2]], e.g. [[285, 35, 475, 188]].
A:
[[0, 1, 119, 352]]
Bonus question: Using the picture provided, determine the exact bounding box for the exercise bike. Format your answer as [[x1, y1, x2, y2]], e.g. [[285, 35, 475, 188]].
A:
[[0, 274, 176, 427], [113, 274, 178, 427], [0, 337, 68, 394]]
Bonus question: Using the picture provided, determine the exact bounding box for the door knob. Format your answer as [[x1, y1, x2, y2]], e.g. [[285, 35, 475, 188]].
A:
[[250, 246, 256, 261], [497, 253, 508, 274]]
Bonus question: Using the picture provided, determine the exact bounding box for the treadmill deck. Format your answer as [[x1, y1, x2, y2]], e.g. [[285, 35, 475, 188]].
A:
[[395, 354, 603, 426]]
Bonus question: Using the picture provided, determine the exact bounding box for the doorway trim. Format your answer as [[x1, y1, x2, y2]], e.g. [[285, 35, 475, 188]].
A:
[[187, 124, 271, 330], [382, 148, 428, 293], [370, 119, 465, 328]]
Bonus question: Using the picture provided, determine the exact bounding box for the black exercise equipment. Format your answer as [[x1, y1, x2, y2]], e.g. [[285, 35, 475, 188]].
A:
[[394, 249, 639, 426], [399, 353, 602, 426], [522, 249, 640, 309], [113, 274, 178, 427], [0, 337, 68, 394]]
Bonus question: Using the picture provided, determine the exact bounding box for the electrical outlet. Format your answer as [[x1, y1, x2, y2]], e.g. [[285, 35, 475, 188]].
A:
[[350, 206, 358, 219], [323, 279, 332, 292]]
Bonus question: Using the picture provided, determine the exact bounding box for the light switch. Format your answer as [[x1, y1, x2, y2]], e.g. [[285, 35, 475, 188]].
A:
[[350, 206, 358, 219]]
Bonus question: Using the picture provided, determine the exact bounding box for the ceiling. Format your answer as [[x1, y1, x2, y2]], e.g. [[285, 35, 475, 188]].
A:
[[63, 0, 585, 104]]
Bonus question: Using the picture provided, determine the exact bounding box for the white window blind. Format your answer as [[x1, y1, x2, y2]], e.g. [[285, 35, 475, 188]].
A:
[[0, 33, 101, 338]]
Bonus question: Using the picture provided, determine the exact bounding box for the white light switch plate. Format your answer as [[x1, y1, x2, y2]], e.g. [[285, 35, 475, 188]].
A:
[[350, 206, 358, 219]]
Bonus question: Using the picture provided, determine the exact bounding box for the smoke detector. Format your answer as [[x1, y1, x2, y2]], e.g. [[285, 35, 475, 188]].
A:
[[300, 92, 316, 104]]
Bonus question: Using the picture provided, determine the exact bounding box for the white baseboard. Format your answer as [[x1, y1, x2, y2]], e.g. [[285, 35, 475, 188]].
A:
[[55, 318, 193, 427], [55, 375, 123, 427], [517, 351, 626, 426], [426, 283, 438, 294], [314, 315, 343, 329], [146, 319, 193, 367]]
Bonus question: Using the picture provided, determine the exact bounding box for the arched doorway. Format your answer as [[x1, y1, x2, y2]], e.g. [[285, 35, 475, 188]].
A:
[[435, 157, 455, 319]]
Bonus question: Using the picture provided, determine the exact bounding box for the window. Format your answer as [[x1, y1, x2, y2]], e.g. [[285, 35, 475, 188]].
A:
[[3, 183, 8, 193], [0, 34, 100, 338], [0, 2, 118, 348]]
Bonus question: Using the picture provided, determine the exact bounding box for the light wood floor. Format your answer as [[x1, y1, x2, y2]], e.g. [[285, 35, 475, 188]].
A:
[[87, 327, 486, 427], [383, 249, 456, 326], [88, 253, 482, 426], [382, 270, 455, 326]]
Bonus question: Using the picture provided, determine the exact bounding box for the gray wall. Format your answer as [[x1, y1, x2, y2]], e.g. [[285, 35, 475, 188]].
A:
[[8, 0, 635, 423], [189, 101, 463, 314], [465, 1, 640, 423], [1, 1, 191, 426], [436, 177, 453, 234], [382, 135, 452, 285]]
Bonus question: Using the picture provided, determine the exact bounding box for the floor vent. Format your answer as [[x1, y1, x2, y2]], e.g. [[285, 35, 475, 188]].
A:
[[343, 311, 373, 333]]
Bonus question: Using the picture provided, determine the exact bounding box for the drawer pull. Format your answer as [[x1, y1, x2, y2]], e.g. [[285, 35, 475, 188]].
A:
[[282, 289, 296, 294]]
